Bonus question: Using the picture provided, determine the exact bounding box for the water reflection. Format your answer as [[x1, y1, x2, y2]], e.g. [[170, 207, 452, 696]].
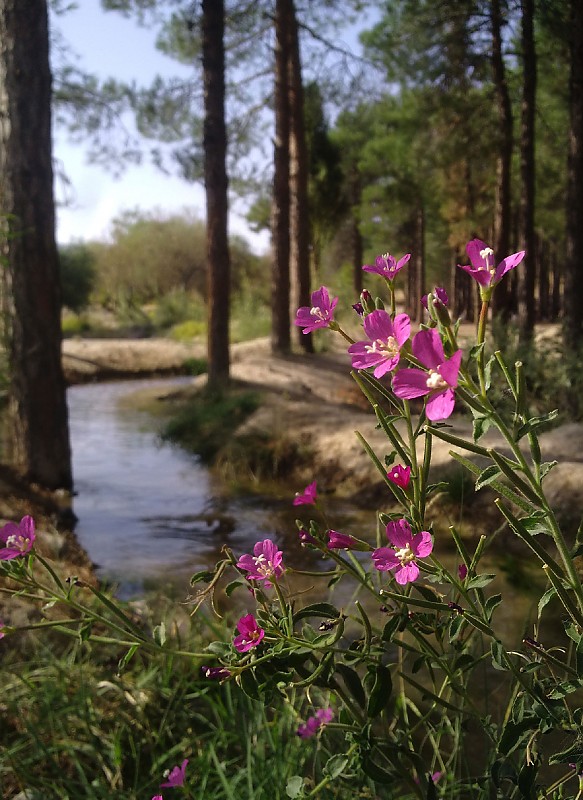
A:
[[67, 377, 553, 650], [67, 378, 375, 598]]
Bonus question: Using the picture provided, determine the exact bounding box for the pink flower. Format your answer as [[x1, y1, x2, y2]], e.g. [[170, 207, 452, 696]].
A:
[[297, 707, 334, 738], [386, 464, 411, 489], [0, 621, 5, 640], [152, 796, 163, 800], [362, 251, 411, 281], [233, 614, 265, 653], [372, 518, 433, 585], [421, 286, 448, 309], [458, 238, 525, 288], [458, 563, 468, 580], [295, 287, 338, 334], [236, 539, 285, 587], [293, 481, 317, 506], [392, 329, 462, 421], [327, 530, 358, 550], [348, 310, 411, 378], [0, 515, 35, 560], [201, 665, 231, 680], [160, 758, 188, 788]]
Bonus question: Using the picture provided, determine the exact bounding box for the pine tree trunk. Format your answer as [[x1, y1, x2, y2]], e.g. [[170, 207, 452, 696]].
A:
[[490, 0, 514, 322], [287, 0, 312, 353], [203, 0, 230, 387], [0, 0, 72, 491], [517, 0, 537, 343], [564, 0, 583, 354], [271, 0, 291, 356]]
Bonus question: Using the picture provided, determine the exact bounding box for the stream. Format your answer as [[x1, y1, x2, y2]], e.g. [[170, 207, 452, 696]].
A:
[[67, 377, 550, 647], [67, 377, 371, 599]]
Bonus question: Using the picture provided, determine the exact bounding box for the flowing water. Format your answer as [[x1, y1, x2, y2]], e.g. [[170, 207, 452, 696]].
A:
[[67, 377, 550, 647], [67, 377, 373, 599]]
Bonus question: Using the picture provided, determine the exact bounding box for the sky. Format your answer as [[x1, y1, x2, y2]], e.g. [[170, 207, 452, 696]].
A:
[[51, 0, 270, 253]]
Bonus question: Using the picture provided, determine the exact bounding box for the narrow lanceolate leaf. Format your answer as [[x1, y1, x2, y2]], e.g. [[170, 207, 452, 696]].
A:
[[451, 453, 535, 514], [292, 603, 341, 623], [516, 409, 559, 440], [336, 663, 366, 708], [475, 465, 501, 491], [366, 664, 392, 718]]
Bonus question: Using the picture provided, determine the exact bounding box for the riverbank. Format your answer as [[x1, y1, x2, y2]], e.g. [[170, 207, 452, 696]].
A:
[[3, 331, 583, 627]]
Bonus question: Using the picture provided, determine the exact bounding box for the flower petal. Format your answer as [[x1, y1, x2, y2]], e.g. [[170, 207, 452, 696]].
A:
[[386, 519, 411, 549], [392, 368, 430, 399], [412, 329, 445, 370], [466, 238, 488, 269], [362, 309, 393, 341], [412, 530, 433, 558], [393, 313, 411, 347], [494, 250, 526, 282], [426, 389, 456, 421], [438, 350, 462, 388]]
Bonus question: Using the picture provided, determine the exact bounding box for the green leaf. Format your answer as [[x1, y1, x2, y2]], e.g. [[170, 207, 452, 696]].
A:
[[517, 763, 537, 796], [190, 569, 215, 586], [324, 754, 349, 779], [466, 573, 496, 590], [498, 717, 539, 755], [293, 603, 341, 624], [484, 354, 496, 391], [117, 644, 139, 674], [469, 342, 485, 361], [336, 663, 366, 708], [225, 579, 246, 597], [485, 593, 503, 620], [473, 415, 492, 443], [519, 516, 552, 537], [516, 410, 559, 440], [237, 668, 261, 700], [285, 776, 304, 799], [366, 664, 392, 718], [153, 621, 166, 646], [539, 461, 558, 481], [549, 738, 583, 766], [206, 641, 231, 657], [577, 635, 583, 678], [475, 465, 501, 491], [361, 755, 394, 784], [491, 640, 508, 671], [548, 680, 583, 699], [381, 614, 404, 642], [450, 452, 535, 514]]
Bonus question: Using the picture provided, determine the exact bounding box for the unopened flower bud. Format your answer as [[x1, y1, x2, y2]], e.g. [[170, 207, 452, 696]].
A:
[[360, 289, 375, 314]]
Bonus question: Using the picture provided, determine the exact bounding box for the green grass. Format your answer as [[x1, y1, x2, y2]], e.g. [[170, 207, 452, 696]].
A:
[[162, 385, 261, 463], [0, 609, 378, 800]]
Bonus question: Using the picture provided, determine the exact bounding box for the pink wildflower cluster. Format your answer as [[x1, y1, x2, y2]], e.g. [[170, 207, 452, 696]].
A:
[[236, 539, 285, 587], [233, 613, 264, 653], [0, 516, 35, 560], [293, 480, 317, 506], [297, 707, 333, 738], [392, 329, 462, 422], [362, 251, 410, 281], [295, 287, 338, 334], [348, 310, 411, 378], [387, 464, 411, 489], [458, 238, 525, 289], [159, 758, 188, 789], [372, 519, 433, 585]]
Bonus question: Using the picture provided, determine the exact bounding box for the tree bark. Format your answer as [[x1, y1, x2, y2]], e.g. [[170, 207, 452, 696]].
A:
[[517, 0, 537, 343], [563, 0, 583, 354], [490, 0, 514, 322], [271, 0, 291, 355], [287, 0, 312, 353], [203, 0, 230, 387], [0, 0, 72, 490]]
